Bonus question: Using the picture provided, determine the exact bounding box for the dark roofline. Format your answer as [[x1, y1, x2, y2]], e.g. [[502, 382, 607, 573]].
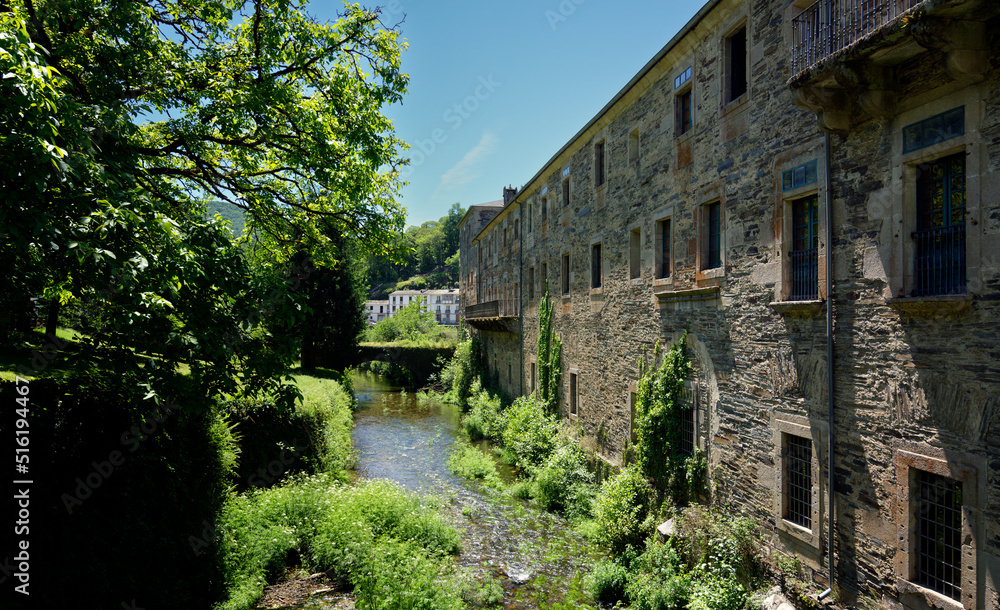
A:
[[512, 0, 724, 204]]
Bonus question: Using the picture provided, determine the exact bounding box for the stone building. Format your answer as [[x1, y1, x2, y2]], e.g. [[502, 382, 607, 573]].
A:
[[459, 0, 1000, 608], [369, 288, 461, 326]]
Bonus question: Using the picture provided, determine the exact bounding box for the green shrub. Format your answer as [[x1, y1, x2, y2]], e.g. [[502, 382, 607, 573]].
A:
[[593, 465, 653, 554], [688, 578, 749, 610], [440, 336, 479, 408], [534, 439, 594, 514], [353, 541, 463, 610], [501, 395, 558, 469], [625, 570, 692, 610], [463, 378, 505, 440], [586, 560, 628, 605], [363, 300, 441, 343], [448, 441, 503, 490]]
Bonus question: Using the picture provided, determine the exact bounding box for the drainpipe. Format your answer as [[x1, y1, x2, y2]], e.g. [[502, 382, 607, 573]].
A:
[[819, 131, 836, 600]]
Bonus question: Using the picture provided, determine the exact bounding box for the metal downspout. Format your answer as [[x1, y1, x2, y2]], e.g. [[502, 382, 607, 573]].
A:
[[819, 131, 836, 600]]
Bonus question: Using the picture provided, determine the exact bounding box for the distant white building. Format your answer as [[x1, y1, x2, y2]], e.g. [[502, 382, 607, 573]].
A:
[[367, 288, 460, 326]]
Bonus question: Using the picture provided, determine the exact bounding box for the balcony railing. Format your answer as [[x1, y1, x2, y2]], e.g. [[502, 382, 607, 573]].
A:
[[791, 0, 922, 75], [789, 248, 819, 301], [464, 298, 519, 320], [913, 225, 966, 296]]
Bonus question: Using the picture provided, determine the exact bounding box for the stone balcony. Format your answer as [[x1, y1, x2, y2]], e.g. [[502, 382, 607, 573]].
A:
[[787, 0, 997, 132]]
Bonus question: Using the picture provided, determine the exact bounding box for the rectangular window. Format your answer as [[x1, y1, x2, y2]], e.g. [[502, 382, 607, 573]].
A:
[[790, 194, 819, 301], [541, 196, 548, 222], [915, 470, 963, 600], [628, 128, 640, 164], [706, 202, 722, 270], [541, 262, 547, 294], [782, 160, 818, 191], [531, 362, 537, 394], [527, 203, 533, 233], [569, 372, 578, 416], [904, 107, 964, 154], [629, 228, 641, 280], [726, 25, 747, 103], [595, 140, 606, 187], [561, 253, 570, 295], [914, 153, 966, 296], [676, 89, 692, 135], [562, 178, 570, 207], [784, 435, 813, 529], [591, 243, 602, 288], [657, 218, 671, 278], [514, 219, 519, 240], [674, 65, 692, 90], [528, 267, 535, 300]]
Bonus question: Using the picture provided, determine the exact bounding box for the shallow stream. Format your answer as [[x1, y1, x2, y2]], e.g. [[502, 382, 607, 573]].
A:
[[291, 372, 605, 609]]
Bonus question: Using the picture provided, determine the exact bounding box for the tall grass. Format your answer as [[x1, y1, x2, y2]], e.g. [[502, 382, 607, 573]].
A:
[[215, 475, 462, 610]]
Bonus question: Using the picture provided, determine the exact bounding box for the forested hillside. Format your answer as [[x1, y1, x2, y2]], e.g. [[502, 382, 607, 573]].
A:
[[364, 202, 464, 298]]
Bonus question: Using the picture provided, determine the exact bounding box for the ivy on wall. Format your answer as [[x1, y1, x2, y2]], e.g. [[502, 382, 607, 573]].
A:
[[537, 289, 562, 414], [633, 334, 707, 504]]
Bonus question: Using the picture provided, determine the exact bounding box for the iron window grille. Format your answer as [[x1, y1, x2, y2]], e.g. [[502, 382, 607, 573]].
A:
[[785, 435, 813, 529], [914, 153, 966, 296], [790, 194, 819, 301], [915, 470, 963, 600], [706, 202, 722, 270]]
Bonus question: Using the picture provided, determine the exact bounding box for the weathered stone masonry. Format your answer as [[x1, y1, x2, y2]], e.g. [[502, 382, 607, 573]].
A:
[[459, 1, 999, 608]]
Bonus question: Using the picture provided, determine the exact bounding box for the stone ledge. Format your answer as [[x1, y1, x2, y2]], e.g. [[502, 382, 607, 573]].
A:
[[896, 578, 964, 610], [769, 299, 825, 316], [654, 285, 721, 303], [886, 294, 972, 316]]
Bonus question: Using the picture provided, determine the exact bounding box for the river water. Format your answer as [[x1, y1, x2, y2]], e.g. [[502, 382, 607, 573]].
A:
[[346, 372, 605, 609]]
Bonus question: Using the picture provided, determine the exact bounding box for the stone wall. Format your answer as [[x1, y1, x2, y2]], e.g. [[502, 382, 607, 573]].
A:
[[463, 0, 1000, 607]]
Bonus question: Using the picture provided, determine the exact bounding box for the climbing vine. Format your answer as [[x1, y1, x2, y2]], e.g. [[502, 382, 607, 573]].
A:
[[633, 334, 706, 503], [537, 289, 562, 414]]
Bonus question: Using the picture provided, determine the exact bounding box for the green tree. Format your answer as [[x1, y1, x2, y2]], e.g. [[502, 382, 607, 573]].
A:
[[1, 1, 408, 399], [537, 289, 562, 413]]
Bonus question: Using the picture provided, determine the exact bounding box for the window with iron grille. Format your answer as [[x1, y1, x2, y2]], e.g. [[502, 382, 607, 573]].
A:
[[658, 218, 671, 278], [705, 202, 722, 270], [591, 243, 602, 288], [790, 194, 819, 301], [914, 153, 966, 296], [561, 254, 569, 295], [595, 141, 606, 187], [784, 435, 812, 529], [915, 470, 963, 600]]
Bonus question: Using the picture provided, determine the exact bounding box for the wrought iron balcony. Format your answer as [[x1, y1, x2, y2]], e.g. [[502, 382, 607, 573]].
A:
[[464, 298, 519, 320], [791, 0, 922, 75]]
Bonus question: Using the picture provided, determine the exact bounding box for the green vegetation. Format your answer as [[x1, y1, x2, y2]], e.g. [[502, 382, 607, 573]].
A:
[[447, 439, 504, 490], [364, 203, 465, 297], [537, 290, 563, 413], [216, 475, 463, 610], [363, 300, 453, 344]]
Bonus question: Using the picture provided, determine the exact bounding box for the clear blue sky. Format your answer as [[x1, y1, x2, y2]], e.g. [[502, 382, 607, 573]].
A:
[[336, 0, 704, 226]]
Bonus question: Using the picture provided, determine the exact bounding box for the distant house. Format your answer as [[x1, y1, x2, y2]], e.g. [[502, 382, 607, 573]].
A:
[[365, 288, 460, 326]]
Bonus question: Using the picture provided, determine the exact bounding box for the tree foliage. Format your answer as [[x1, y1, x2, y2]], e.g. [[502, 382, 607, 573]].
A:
[[1, 1, 408, 399], [364, 202, 464, 294], [537, 289, 562, 413]]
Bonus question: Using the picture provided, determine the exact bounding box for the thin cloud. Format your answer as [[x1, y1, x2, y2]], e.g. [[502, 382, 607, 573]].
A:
[[433, 131, 499, 198]]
